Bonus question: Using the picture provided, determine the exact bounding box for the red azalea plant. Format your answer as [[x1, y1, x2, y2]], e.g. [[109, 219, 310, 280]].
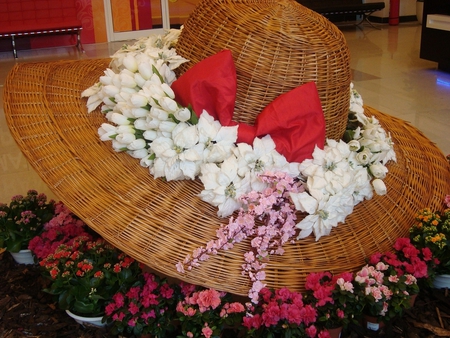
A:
[[40, 235, 142, 317], [29, 202, 94, 260], [105, 271, 181, 337], [304, 271, 360, 331], [243, 287, 329, 338]]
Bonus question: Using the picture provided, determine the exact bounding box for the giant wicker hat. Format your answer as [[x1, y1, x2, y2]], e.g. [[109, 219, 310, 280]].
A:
[[4, 0, 450, 296]]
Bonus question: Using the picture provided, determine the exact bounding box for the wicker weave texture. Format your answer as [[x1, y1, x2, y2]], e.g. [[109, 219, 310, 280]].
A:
[[4, 59, 450, 295], [175, 0, 351, 141]]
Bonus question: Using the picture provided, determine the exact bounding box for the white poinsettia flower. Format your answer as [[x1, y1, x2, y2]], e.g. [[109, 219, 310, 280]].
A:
[[352, 166, 373, 203], [199, 156, 251, 217], [295, 190, 354, 241], [197, 111, 238, 163], [172, 123, 199, 149], [150, 137, 176, 159], [262, 149, 301, 178], [233, 135, 276, 177]]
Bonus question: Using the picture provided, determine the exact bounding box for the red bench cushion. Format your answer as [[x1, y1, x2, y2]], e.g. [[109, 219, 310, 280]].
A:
[[0, 0, 82, 36]]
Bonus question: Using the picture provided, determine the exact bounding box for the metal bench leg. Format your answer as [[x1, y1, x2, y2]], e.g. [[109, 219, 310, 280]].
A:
[[355, 12, 382, 30], [76, 30, 85, 54], [11, 35, 18, 58]]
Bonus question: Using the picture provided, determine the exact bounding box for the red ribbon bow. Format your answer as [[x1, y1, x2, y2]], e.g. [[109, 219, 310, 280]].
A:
[[171, 50, 325, 163]]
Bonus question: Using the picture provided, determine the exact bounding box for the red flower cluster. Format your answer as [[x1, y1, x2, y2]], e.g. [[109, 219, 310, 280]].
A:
[[304, 271, 357, 331], [243, 287, 324, 338], [369, 237, 435, 280], [105, 272, 181, 337]]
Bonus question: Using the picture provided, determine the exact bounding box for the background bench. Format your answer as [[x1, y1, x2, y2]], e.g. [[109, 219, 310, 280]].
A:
[[0, 0, 83, 58], [296, 0, 385, 28]]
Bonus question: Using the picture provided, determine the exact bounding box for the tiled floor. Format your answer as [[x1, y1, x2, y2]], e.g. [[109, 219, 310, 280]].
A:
[[1, 21, 449, 203]]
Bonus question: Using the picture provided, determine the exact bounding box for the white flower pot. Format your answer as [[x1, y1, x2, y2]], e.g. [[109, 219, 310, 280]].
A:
[[10, 249, 35, 265], [65, 310, 106, 328], [433, 274, 450, 289]]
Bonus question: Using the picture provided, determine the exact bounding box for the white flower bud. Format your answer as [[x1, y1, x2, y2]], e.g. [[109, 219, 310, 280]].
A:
[[159, 121, 177, 133], [111, 113, 131, 125], [127, 138, 147, 150], [143, 130, 158, 141], [369, 163, 388, 179], [174, 108, 191, 122], [159, 96, 178, 113], [355, 149, 372, 166], [130, 93, 149, 108], [138, 62, 154, 80], [372, 179, 387, 195], [123, 54, 138, 72], [161, 83, 175, 99], [134, 118, 148, 130], [103, 85, 120, 97], [120, 73, 137, 88], [116, 132, 136, 144], [131, 107, 149, 118], [347, 140, 361, 152]]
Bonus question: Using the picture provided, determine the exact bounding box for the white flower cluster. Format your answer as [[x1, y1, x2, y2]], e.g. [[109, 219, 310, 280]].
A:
[[82, 30, 396, 241], [290, 84, 396, 240]]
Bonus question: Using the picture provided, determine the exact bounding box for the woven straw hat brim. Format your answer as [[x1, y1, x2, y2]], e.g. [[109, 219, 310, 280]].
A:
[[4, 58, 450, 295]]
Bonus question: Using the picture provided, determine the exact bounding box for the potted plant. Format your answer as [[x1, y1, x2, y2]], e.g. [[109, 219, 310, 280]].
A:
[[303, 271, 361, 336], [242, 287, 325, 338], [105, 271, 182, 337], [354, 262, 415, 332], [176, 285, 246, 338], [28, 201, 94, 260], [0, 190, 55, 264], [38, 235, 142, 324], [409, 203, 450, 288]]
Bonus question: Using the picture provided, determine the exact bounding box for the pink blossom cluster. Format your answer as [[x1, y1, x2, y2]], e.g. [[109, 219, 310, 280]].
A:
[[243, 287, 332, 338], [28, 202, 92, 259], [355, 263, 393, 316], [176, 287, 245, 338], [177, 172, 303, 303]]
